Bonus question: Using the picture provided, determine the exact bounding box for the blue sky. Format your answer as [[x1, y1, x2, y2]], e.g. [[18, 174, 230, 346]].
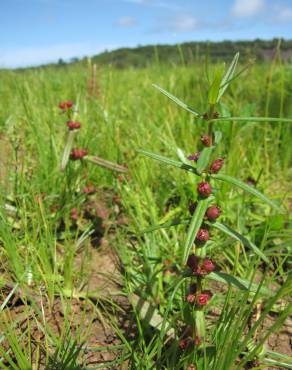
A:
[[0, 0, 292, 67]]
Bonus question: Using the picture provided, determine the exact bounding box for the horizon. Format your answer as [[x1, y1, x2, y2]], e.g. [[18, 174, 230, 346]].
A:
[[1, 0, 292, 68]]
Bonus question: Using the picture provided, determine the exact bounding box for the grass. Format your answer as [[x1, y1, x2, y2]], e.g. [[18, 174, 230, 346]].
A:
[[0, 54, 291, 369]]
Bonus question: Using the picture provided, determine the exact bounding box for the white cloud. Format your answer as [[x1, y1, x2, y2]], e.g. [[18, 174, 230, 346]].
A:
[[116, 16, 136, 27], [165, 15, 199, 32], [0, 43, 116, 68], [123, 0, 179, 10], [231, 0, 265, 17], [274, 4, 292, 22]]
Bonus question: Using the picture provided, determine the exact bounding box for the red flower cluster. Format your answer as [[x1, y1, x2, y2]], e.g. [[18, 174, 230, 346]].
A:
[[187, 254, 216, 276], [67, 121, 81, 130], [197, 181, 212, 197], [187, 152, 200, 162], [206, 205, 221, 221], [210, 158, 224, 174], [196, 290, 213, 306], [196, 228, 210, 242], [70, 148, 88, 160], [201, 134, 211, 147], [59, 100, 73, 111]]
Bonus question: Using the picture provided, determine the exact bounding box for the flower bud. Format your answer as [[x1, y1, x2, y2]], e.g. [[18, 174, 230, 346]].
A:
[[67, 121, 81, 130], [196, 290, 212, 306], [202, 258, 216, 273], [206, 205, 221, 221], [66, 100, 73, 108], [196, 228, 209, 242], [70, 207, 78, 221], [201, 135, 211, 147], [210, 158, 224, 174], [187, 152, 200, 161], [186, 293, 196, 304], [70, 148, 88, 160], [179, 339, 188, 350], [59, 101, 66, 110], [197, 181, 212, 197], [212, 111, 219, 119], [187, 254, 199, 270]]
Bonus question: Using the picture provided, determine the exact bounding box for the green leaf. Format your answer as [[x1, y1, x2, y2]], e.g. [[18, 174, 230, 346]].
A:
[[129, 293, 175, 337], [217, 52, 239, 101], [208, 64, 225, 105], [152, 84, 201, 116], [207, 272, 271, 296], [213, 222, 270, 264], [85, 156, 127, 173], [211, 116, 292, 124], [195, 310, 205, 337], [214, 131, 223, 145], [212, 174, 279, 209], [183, 198, 210, 264], [137, 149, 199, 175], [196, 146, 214, 173]]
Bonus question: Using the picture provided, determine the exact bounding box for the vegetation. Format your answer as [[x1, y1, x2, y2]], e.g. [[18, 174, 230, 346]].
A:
[[0, 49, 291, 369]]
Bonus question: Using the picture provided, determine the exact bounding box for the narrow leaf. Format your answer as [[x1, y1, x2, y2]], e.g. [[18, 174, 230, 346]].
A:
[[60, 130, 77, 171], [152, 84, 201, 116], [208, 64, 225, 105], [212, 174, 279, 209], [213, 222, 270, 264], [207, 272, 271, 296], [183, 198, 210, 264], [129, 293, 175, 337], [217, 52, 239, 101], [211, 116, 292, 123], [196, 146, 214, 173], [85, 156, 127, 173], [214, 131, 222, 145], [137, 149, 199, 175]]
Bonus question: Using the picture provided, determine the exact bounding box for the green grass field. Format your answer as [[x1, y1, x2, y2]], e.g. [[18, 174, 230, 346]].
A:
[[0, 55, 291, 369]]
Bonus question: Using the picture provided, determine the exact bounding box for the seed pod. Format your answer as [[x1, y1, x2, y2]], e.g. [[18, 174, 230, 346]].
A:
[[197, 181, 212, 197], [210, 158, 224, 174], [206, 205, 221, 221], [196, 228, 210, 242], [201, 135, 211, 147]]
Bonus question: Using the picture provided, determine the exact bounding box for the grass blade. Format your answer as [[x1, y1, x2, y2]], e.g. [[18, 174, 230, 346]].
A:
[[211, 116, 292, 123], [60, 130, 77, 171], [85, 155, 128, 173]]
